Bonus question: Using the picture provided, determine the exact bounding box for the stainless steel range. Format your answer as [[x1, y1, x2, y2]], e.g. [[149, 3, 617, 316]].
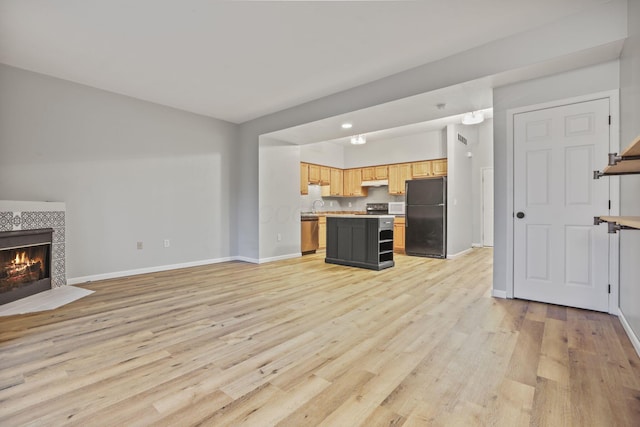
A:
[[365, 203, 389, 215]]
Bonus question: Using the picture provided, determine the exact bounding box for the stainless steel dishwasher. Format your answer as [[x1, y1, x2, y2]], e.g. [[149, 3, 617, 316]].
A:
[[301, 215, 319, 254]]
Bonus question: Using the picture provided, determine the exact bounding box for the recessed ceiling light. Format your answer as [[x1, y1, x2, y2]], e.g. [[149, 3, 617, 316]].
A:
[[341, 123, 353, 129]]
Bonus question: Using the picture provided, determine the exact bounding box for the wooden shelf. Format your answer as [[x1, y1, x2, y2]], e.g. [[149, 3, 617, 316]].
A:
[[594, 216, 640, 233], [595, 135, 640, 177]]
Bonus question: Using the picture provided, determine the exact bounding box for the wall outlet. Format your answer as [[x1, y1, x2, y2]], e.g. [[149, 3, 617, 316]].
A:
[[330, 201, 334, 207], [164, 239, 170, 248], [137, 241, 143, 250], [348, 202, 352, 207], [277, 233, 282, 242]]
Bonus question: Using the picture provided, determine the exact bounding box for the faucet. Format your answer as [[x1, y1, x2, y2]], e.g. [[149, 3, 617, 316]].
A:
[[312, 199, 325, 213]]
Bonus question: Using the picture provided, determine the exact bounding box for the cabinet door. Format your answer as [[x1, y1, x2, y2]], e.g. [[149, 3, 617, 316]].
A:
[[320, 166, 331, 185], [318, 216, 327, 249], [361, 167, 375, 181], [330, 168, 343, 196], [308, 164, 320, 184], [300, 163, 309, 195], [393, 218, 405, 252], [374, 165, 388, 179], [348, 169, 367, 197], [412, 160, 432, 177], [399, 164, 412, 194], [388, 164, 400, 194], [343, 169, 354, 196], [431, 159, 448, 176], [388, 163, 412, 195]]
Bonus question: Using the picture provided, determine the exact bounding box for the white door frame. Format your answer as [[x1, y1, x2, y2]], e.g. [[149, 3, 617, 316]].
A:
[[505, 90, 620, 314], [481, 167, 494, 247]]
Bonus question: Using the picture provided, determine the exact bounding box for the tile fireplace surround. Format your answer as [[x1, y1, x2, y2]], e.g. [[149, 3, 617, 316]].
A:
[[0, 201, 66, 289]]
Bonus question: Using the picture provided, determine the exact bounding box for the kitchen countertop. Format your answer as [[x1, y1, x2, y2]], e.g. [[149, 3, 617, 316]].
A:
[[325, 214, 395, 218]]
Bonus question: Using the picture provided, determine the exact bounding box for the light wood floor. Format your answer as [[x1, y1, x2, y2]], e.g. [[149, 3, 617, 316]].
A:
[[1, 249, 639, 426]]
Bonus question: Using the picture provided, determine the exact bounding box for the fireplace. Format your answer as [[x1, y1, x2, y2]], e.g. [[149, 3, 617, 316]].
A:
[[0, 229, 53, 305]]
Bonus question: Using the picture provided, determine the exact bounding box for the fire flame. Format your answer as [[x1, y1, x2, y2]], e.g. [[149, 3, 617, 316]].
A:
[[14, 251, 33, 267]]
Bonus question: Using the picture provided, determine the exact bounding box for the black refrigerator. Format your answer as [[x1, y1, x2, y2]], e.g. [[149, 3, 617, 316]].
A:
[[404, 177, 447, 258]]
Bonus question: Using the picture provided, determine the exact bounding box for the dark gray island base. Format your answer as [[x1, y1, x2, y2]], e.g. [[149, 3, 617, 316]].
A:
[[325, 215, 394, 270]]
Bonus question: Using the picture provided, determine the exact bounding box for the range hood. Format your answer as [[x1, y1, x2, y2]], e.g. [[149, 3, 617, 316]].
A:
[[361, 179, 389, 187]]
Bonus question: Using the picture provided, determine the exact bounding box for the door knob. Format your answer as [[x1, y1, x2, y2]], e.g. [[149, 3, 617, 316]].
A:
[[516, 212, 525, 219]]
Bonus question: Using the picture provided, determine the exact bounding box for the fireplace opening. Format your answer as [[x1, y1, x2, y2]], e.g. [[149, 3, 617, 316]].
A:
[[0, 229, 53, 305]]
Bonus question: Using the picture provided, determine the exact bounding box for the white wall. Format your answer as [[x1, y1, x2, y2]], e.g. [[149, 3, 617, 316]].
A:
[[300, 141, 344, 168], [446, 124, 474, 257], [471, 119, 494, 245], [0, 64, 238, 280], [259, 138, 301, 261], [343, 131, 446, 168], [492, 60, 620, 293], [619, 0, 640, 349], [245, 3, 627, 262]]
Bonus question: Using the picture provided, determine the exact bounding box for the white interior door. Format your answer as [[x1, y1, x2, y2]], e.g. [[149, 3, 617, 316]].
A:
[[513, 98, 610, 312], [482, 168, 494, 247]]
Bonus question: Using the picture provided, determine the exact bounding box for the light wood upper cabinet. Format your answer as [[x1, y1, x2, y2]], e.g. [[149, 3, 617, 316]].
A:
[[308, 164, 321, 184], [412, 160, 432, 178], [361, 165, 388, 181], [431, 159, 448, 176], [330, 168, 343, 196], [302, 159, 445, 197], [388, 163, 412, 195], [320, 166, 331, 185], [374, 166, 389, 179], [300, 163, 309, 195], [343, 168, 368, 197], [362, 167, 375, 181]]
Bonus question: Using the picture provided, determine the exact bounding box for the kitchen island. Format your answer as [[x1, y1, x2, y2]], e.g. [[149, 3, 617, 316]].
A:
[[325, 214, 394, 270]]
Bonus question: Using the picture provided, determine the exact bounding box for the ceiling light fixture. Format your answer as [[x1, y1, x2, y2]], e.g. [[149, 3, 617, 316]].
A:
[[462, 111, 484, 125], [341, 123, 353, 129], [350, 135, 366, 145]]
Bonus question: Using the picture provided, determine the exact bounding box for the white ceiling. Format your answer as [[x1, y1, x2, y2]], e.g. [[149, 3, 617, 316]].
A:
[[0, 0, 613, 124]]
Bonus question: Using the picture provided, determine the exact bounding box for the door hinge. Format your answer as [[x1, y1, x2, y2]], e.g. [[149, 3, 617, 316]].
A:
[[608, 284, 611, 294], [608, 200, 611, 210], [608, 115, 611, 125]]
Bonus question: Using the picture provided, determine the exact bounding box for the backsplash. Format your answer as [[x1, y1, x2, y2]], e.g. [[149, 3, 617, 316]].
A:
[[300, 185, 404, 213]]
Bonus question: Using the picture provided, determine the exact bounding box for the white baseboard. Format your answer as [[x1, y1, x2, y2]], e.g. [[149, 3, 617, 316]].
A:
[[67, 252, 305, 284], [492, 289, 507, 299], [233, 256, 260, 264], [618, 308, 640, 359], [471, 243, 483, 248], [256, 253, 300, 264], [67, 256, 236, 284], [446, 248, 473, 260]]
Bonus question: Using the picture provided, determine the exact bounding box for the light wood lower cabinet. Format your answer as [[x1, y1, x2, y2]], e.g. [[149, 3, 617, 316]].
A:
[[393, 216, 405, 253], [318, 216, 326, 249]]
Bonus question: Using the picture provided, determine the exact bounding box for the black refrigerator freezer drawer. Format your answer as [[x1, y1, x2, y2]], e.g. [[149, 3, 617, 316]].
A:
[[405, 205, 446, 258]]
